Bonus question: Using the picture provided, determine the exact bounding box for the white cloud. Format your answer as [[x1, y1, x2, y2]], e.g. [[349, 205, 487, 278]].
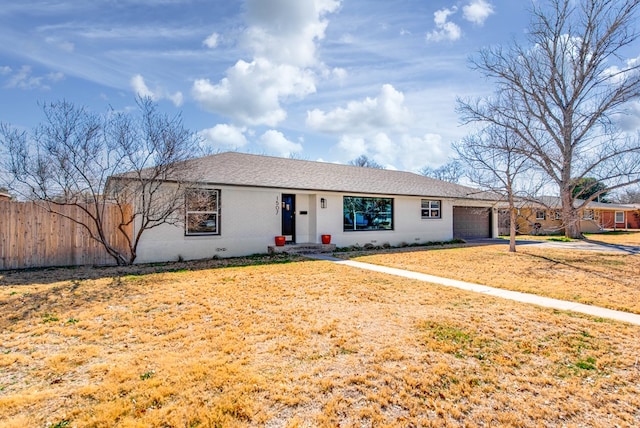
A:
[[331, 67, 348, 81], [258, 129, 303, 157], [320, 66, 348, 82], [242, 0, 340, 67], [434, 7, 457, 26], [370, 132, 395, 166], [192, 0, 340, 126], [45, 36, 75, 52], [604, 55, 640, 85], [131, 74, 155, 98], [336, 135, 367, 160], [331, 131, 449, 172], [192, 58, 316, 126], [168, 92, 184, 106], [199, 124, 248, 148], [426, 7, 461, 42], [203, 32, 219, 48], [306, 84, 411, 133], [312, 84, 452, 170], [46, 72, 65, 82], [130, 74, 183, 106], [5, 65, 63, 90], [7, 66, 43, 89], [463, 0, 495, 25], [397, 133, 449, 171]]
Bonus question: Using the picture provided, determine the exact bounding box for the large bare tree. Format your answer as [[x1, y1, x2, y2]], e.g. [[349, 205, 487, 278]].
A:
[[457, 0, 640, 238], [0, 97, 200, 265]]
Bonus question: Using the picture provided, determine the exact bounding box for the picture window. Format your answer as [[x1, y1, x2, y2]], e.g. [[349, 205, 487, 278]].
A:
[[343, 196, 393, 231]]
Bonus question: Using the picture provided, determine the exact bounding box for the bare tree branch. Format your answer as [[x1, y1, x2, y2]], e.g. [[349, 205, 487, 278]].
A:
[[457, 0, 640, 238], [0, 97, 201, 265]]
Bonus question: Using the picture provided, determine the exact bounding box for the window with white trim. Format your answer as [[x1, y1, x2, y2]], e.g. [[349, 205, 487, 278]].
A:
[[185, 188, 221, 235], [535, 210, 546, 220], [421, 199, 441, 219], [615, 211, 625, 223]]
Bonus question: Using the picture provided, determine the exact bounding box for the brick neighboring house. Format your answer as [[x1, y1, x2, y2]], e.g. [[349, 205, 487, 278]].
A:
[[498, 196, 640, 235]]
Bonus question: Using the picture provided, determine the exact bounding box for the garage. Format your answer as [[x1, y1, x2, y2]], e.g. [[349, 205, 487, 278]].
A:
[[453, 206, 492, 239]]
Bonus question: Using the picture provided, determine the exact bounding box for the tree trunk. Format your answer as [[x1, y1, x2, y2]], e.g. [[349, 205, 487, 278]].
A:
[[561, 189, 582, 238], [509, 207, 518, 252]]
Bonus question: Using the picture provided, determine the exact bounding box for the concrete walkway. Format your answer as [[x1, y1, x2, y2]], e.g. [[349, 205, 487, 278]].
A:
[[306, 254, 640, 326]]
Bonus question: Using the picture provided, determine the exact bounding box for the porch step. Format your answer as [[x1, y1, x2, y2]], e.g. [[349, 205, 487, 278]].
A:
[[268, 243, 336, 255]]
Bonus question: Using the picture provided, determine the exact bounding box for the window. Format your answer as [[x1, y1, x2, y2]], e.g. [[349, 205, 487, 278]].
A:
[[535, 210, 546, 220], [421, 199, 441, 219], [343, 196, 393, 231], [582, 209, 594, 220], [554, 211, 562, 220], [185, 188, 220, 235], [615, 211, 625, 223]]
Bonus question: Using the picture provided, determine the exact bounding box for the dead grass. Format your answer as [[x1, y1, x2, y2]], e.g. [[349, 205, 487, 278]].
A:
[[354, 243, 640, 314], [585, 230, 640, 246], [1, 257, 640, 427], [504, 230, 640, 246]]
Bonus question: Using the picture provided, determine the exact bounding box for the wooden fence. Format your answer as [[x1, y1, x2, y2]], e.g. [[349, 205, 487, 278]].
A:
[[0, 201, 132, 270]]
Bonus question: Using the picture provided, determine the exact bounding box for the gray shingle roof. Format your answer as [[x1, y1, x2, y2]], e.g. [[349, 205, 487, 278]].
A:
[[173, 152, 498, 201]]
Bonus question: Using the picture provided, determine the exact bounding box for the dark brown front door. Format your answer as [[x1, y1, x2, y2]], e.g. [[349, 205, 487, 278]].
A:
[[281, 194, 296, 243]]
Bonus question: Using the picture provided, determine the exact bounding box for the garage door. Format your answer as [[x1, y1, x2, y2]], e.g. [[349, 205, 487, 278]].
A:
[[453, 206, 491, 239]]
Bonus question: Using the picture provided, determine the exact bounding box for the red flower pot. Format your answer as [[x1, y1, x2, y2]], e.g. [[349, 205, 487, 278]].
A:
[[275, 236, 286, 246], [321, 234, 331, 244]]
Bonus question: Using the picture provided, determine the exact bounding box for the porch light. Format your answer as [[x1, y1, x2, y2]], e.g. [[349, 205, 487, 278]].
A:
[[320, 198, 327, 208]]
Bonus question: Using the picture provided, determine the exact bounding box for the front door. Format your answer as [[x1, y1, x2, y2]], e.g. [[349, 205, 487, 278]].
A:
[[281, 194, 296, 243]]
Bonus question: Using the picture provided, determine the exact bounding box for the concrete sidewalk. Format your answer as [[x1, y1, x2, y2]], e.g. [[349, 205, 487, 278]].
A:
[[307, 254, 640, 326]]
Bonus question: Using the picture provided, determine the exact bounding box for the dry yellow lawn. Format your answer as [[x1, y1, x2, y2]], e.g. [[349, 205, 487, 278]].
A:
[[584, 231, 640, 246], [1, 254, 640, 427], [353, 235, 640, 314], [511, 231, 640, 246]]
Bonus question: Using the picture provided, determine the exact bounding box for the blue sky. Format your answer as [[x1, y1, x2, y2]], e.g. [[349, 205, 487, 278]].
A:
[[0, 1, 559, 172]]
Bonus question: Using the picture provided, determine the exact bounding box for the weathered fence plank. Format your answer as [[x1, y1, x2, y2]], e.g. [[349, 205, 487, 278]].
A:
[[0, 201, 133, 270]]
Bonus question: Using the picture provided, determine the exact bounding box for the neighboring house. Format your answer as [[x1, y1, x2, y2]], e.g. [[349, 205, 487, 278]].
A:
[[594, 201, 640, 230], [498, 196, 640, 235], [112, 152, 501, 263]]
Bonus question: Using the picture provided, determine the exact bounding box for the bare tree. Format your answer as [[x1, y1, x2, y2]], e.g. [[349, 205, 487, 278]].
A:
[[419, 160, 464, 183], [348, 155, 385, 169], [457, 0, 640, 238], [615, 186, 640, 203], [0, 97, 200, 265], [454, 125, 535, 252]]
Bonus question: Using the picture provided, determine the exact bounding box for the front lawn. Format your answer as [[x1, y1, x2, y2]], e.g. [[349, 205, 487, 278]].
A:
[[585, 230, 640, 246], [1, 257, 640, 426], [354, 243, 640, 314]]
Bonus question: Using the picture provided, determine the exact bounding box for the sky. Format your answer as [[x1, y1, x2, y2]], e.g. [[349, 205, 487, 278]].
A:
[[0, 0, 606, 173]]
